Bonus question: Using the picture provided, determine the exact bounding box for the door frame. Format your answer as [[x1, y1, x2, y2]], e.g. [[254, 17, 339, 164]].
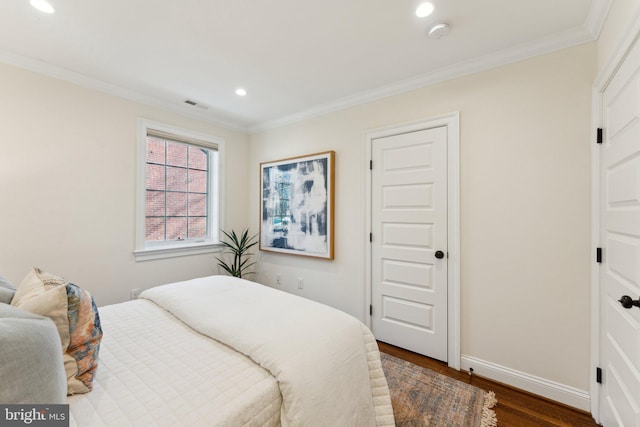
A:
[[364, 112, 461, 369], [590, 13, 640, 423]]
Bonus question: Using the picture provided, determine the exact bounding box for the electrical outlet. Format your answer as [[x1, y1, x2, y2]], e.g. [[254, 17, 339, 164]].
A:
[[276, 275, 281, 286], [130, 288, 142, 300], [297, 277, 303, 290]]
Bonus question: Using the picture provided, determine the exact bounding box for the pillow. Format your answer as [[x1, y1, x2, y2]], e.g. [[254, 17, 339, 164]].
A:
[[0, 303, 67, 404], [0, 274, 15, 304], [11, 268, 103, 395]]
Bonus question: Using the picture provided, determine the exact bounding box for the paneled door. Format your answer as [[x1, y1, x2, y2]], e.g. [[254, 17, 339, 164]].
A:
[[371, 126, 448, 361], [598, 34, 640, 426]]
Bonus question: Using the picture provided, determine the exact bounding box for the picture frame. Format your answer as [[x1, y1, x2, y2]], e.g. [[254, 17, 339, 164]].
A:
[[260, 151, 335, 259]]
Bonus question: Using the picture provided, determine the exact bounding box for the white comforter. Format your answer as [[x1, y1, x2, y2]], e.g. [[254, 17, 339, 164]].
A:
[[68, 299, 282, 427], [141, 275, 394, 427]]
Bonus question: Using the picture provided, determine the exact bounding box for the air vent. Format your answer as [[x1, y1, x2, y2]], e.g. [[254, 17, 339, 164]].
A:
[[184, 99, 209, 110]]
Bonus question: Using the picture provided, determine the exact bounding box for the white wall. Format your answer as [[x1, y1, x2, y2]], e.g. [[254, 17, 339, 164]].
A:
[[0, 35, 599, 403], [0, 63, 251, 306], [250, 43, 596, 392]]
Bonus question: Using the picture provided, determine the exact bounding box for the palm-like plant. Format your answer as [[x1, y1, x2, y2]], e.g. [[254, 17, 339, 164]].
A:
[[215, 229, 259, 278]]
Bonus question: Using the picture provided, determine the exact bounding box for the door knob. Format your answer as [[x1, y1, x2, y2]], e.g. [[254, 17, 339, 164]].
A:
[[618, 295, 640, 309], [435, 250, 445, 259]]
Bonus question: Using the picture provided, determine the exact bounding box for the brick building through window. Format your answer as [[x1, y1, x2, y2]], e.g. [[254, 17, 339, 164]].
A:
[[145, 137, 210, 242]]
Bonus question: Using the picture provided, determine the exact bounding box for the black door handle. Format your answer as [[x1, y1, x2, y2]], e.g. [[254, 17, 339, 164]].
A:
[[435, 250, 445, 259], [618, 295, 640, 309]]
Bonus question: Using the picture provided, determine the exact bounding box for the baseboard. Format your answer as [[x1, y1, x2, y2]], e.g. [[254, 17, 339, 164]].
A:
[[460, 355, 591, 412]]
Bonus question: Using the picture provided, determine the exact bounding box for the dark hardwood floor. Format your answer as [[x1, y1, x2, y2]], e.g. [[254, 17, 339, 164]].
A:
[[378, 342, 600, 427]]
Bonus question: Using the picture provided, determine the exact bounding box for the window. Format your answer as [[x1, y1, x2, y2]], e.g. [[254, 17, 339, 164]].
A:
[[134, 119, 224, 261]]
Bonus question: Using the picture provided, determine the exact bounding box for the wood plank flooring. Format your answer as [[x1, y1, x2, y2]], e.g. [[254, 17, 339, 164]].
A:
[[378, 342, 600, 427]]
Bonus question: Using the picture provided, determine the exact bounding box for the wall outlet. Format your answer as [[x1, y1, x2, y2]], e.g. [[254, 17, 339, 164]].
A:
[[297, 277, 303, 290], [276, 275, 281, 286], [130, 288, 142, 300]]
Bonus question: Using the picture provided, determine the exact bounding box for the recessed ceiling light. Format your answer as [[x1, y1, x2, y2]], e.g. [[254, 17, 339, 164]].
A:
[[415, 2, 434, 18], [235, 88, 247, 97], [30, 0, 55, 13]]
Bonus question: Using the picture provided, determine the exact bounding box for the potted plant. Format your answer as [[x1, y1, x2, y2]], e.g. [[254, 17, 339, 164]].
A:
[[215, 229, 258, 278]]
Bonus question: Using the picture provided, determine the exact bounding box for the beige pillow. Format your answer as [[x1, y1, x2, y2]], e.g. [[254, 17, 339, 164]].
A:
[[11, 268, 102, 395]]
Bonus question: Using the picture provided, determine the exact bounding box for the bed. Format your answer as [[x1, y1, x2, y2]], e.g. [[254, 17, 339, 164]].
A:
[[62, 275, 395, 426]]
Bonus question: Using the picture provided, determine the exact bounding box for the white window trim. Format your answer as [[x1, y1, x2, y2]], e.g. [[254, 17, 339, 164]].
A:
[[133, 118, 225, 261]]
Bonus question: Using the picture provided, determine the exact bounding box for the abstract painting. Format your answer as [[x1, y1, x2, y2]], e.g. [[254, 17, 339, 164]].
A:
[[260, 151, 334, 259]]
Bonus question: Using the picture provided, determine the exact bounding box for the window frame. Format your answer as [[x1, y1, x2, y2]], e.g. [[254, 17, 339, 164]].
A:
[[134, 119, 225, 261]]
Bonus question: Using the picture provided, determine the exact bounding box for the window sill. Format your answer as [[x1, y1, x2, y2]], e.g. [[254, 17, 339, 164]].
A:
[[133, 242, 223, 262]]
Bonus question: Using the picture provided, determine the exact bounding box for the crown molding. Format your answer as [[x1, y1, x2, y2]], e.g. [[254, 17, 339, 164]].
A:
[[250, 23, 597, 133], [0, 49, 250, 133], [2, 0, 611, 136], [250, 1, 611, 133], [585, 0, 613, 39]]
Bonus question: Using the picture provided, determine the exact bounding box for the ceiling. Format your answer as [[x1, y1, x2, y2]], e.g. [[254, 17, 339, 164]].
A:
[[0, 0, 608, 132]]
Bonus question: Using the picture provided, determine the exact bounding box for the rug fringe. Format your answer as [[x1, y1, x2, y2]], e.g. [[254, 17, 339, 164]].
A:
[[481, 391, 498, 427]]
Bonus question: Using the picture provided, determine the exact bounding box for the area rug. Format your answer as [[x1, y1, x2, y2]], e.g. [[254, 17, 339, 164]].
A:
[[381, 353, 497, 427]]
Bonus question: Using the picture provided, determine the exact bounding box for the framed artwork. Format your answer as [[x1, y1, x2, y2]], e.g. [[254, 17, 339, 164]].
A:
[[260, 151, 335, 259]]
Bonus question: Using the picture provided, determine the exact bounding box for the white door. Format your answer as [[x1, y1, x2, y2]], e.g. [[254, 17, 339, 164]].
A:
[[598, 34, 640, 427], [371, 126, 448, 361]]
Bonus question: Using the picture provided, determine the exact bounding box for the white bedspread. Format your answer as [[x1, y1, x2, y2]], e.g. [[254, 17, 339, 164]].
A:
[[141, 276, 394, 427], [68, 300, 281, 427]]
